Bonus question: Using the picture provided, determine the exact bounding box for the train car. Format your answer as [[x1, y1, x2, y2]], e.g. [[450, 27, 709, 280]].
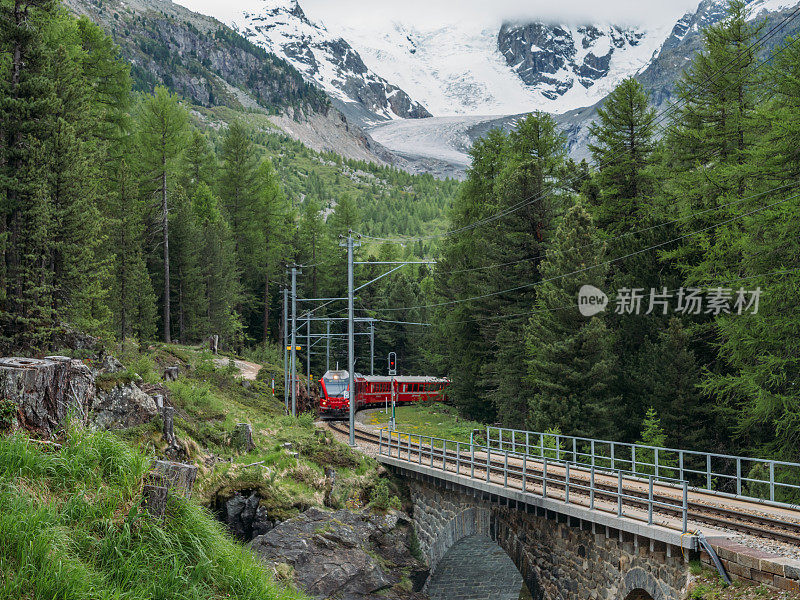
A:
[[319, 370, 449, 419]]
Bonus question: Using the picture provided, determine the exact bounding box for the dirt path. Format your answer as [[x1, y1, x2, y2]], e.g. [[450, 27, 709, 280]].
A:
[[212, 358, 262, 381]]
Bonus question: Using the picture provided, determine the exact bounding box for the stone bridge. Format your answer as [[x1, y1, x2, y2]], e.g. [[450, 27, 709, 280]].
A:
[[380, 457, 693, 600]]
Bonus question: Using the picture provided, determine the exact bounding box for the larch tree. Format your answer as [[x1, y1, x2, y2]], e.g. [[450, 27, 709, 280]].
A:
[[136, 86, 189, 343]]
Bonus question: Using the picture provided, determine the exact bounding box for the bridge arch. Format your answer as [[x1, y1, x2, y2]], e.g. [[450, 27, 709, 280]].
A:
[[421, 505, 543, 598], [620, 567, 665, 600]]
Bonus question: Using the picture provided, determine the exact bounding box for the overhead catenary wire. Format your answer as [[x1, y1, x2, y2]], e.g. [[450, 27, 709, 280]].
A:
[[350, 5, 800, 246], [428, 182, 798, 278], [356, 191, 800, 314]]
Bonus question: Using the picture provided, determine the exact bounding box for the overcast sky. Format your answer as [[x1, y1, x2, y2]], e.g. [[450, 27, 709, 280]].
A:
[[301, 0, 701, 29]]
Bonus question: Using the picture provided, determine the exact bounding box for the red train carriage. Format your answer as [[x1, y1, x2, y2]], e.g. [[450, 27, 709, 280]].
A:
[[319, 370, 449, 419]]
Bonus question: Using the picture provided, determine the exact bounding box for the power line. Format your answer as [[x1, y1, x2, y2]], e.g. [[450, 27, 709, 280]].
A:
[[389, 266, 800, 327], [358, 191, 800, 314], [430, 182, 798, 278], [351, 6, 800, 246]]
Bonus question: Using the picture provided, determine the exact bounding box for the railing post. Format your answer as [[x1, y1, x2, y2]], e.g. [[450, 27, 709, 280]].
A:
[[499, 429, 503, 453], [523, 453, 527, 493], [679, 451, 684, 483], [419, 435, 423, 465], [736, 458, 741, 496], [486, 446, 491, 482], [543, 458, 548, 498], [648, 475, 654, 525], [611, 443, 615, 470], [539, 433, 544, 458], [572, 438, 577, 464], [590, 466, 595, 510], [379, 429, 383, 455], [682, 481, 689, 533], [526, 432, 530, 457], [408, 435, 412, 461], [430, 437, 434, 468], [655, 448, 660, 478], [632, 445, 636, 474], [617, 471, 623, 517], [707, 454, 712, 490], [591, 440, 595, 468], [471, 443, 475, 478], [512, 430, 516, 455], [443, 440, 447, 471], [556, 435, 560, 462], [504, 450, 508, 488], [770, 462, 775, 502], [565, 462, 570, 504], [456, 441, 461, 474]]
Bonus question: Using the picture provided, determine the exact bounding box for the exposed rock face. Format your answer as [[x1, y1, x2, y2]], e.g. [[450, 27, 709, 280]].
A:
[[91, 382, 158, 430], [0, 357, 94, 436], [250, 507, 427, 600], [498, 23, 644, 100], [214, 489, 274, 541]]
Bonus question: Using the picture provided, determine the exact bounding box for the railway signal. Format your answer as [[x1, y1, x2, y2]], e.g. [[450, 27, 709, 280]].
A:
[[388, 352, 397, 375]]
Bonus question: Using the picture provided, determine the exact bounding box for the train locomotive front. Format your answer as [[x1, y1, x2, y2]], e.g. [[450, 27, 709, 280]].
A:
[[319, 369, 351, 418]]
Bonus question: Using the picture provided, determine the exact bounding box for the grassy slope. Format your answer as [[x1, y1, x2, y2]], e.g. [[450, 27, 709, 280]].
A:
[[366, 402, 484, 445], [0, 344, 384, 599], [0, 429, 306, 600]]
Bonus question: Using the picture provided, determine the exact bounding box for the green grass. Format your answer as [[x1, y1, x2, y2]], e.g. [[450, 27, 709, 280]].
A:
[[0, 428, 307, 600], [114, 345, 379, 519], [366, 402, 484, 445]]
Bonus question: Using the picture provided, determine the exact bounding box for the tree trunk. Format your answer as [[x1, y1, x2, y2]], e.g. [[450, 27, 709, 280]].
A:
[[162, 165, 171, 343], [264, 266, 269, 346]]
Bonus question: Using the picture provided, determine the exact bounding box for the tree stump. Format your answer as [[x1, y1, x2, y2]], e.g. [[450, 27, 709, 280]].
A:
[[230, 423, 255, 452], [152, 459, 197, 499], [324, 467, 337, 508], [209, 335, 219, 355], [163, 366, 179, 381], [162, 406, 176, 446], [142, 473, 169, 518], [0, 356, 94, 436]]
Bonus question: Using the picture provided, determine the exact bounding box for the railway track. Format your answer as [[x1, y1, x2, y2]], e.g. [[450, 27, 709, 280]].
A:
[[328, 422, 800, 546]]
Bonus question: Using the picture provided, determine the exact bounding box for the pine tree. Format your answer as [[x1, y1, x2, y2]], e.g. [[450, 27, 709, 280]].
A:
[[136, 86, 189, 343], [192, 182, 242, 343], [170, 186, 203, 343], [588, 77, 656, 235], [0, 0, 58, 352], [525, 200, 619, 438]]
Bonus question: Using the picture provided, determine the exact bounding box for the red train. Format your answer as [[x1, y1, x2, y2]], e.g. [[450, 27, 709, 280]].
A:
[[319, 369, 449, 419]]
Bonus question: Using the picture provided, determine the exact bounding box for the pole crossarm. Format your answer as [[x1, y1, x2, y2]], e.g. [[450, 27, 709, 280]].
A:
[[354, 261, 437, 265]]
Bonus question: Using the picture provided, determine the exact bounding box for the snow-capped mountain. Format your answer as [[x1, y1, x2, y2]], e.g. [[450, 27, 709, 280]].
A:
[[192, 0, 431, 121]]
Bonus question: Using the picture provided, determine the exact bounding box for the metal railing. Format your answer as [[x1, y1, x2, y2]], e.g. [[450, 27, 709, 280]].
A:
[[485, 426, 800, 506], [378, 428, 690, 533]]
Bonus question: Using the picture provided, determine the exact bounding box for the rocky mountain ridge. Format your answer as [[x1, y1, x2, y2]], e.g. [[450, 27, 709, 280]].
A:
[[223, 0, 431, 122]]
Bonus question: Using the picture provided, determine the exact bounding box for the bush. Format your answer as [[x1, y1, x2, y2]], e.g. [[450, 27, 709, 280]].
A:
[[369, 479, 401, 511]]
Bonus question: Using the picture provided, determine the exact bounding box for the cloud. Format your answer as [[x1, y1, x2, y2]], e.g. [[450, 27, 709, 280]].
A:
[[301, 0, 700, 29]]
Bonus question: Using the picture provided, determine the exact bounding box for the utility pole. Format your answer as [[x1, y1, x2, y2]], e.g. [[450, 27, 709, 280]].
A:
[[369, 320, 375, 376], [290, 266, 300, 418], [340, 231, 360, 446], [283, 287, 289, 415], [326, 319, 330, 373], [306, 313, 311, 387]]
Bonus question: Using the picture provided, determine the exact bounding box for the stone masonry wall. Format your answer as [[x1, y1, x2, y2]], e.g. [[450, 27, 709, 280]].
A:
[[408, 478, 690, 600]]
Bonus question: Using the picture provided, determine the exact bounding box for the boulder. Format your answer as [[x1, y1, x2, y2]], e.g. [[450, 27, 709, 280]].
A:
[[91, 381, 158, 430], [214, 489, 274, 541], [250, 507, 425, 600], [0, 356, 94, 436]]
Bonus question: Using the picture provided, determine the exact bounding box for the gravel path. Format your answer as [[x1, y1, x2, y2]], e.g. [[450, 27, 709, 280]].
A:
[[212, 358, 262, 380]]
